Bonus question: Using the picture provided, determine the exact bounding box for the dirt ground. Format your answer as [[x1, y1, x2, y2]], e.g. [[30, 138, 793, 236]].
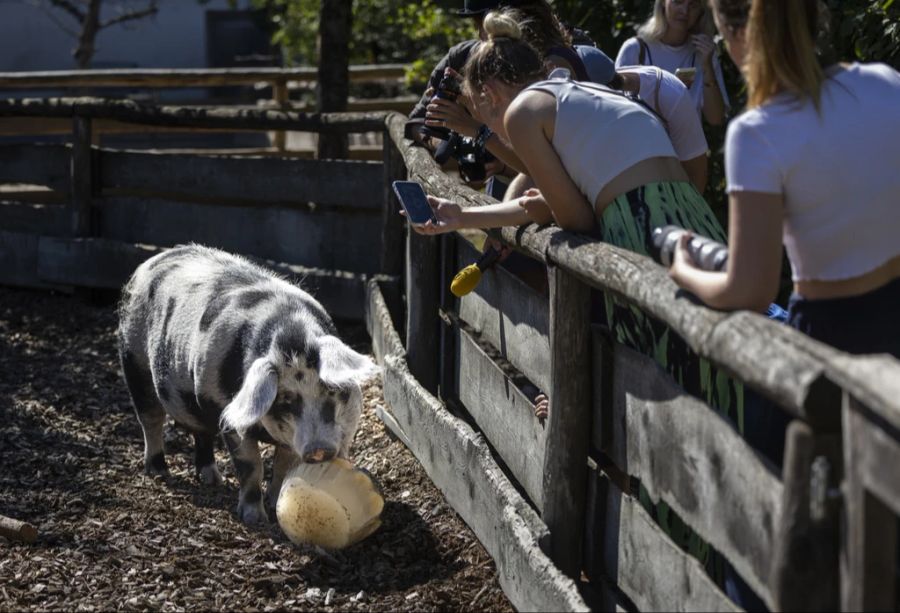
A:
[[0, 285, 513, 612]]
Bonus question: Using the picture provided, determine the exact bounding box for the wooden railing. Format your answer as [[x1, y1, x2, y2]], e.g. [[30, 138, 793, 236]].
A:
[[370, 111, 900, 611], [0, 66, 415, 155]]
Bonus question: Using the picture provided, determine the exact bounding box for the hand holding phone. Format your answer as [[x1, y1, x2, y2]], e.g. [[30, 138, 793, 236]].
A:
[[393, 181, 437, 226]]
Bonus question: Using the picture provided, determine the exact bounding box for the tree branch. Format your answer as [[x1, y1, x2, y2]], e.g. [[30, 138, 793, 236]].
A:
[[100, 1, 158, 29], [45, 0, 85, 22]]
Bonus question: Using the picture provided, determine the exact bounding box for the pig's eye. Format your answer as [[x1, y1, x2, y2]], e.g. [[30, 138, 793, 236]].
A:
[[321, 399, 336, 424]]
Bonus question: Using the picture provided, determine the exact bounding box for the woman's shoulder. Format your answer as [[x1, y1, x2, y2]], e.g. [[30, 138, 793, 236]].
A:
[[615, 37, 641, 63], [838, 62, 900, 88]]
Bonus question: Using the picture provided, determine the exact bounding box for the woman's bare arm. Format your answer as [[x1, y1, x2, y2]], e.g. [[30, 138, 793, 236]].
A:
[[504, 91, 596, 233], [669, 191, 783, 312]]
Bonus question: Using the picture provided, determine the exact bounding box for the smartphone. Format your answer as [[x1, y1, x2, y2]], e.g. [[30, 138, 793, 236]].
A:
[[675, 67, 697, 86], [392, 180, 437, 225]]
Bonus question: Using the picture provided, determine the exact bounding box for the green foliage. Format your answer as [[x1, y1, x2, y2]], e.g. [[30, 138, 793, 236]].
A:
[[252, 0, 475, 90], [826, 0, 900, 68]]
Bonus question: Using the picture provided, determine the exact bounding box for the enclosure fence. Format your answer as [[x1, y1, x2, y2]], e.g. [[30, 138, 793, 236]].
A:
[[0, 96, 898, 612]]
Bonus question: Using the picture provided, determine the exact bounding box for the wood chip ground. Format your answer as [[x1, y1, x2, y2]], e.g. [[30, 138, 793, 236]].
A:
[[0, 286, 513, 612]]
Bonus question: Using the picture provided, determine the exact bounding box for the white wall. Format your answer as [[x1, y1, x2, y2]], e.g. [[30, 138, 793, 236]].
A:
[[0, 0, 256, 71]]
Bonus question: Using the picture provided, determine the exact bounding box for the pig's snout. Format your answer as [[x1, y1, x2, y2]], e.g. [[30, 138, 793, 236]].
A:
[[302, 445, 337, 464]]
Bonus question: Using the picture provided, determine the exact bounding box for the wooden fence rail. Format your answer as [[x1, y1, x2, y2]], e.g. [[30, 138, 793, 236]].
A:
[[0, 65, 407, 89]]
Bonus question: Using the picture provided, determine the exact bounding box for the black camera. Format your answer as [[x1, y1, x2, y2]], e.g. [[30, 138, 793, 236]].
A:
[[433, 133, 496, 183], [420, 72, 494, 183], [420, 72, 462, 141]]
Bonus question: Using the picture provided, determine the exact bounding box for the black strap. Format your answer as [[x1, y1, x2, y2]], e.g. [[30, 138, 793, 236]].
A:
[[637, 37, 652, 65]]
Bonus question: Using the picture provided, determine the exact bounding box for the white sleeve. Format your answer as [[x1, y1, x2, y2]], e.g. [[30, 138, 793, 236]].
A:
[[615, 38, 640, 68], [725, 117, 783, 194], [711, 52, 731, 110], [666, 85, 708, 160]]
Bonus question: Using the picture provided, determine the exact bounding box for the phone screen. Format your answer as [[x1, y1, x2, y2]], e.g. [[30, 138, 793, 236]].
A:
[[392, 181, 436, 225]]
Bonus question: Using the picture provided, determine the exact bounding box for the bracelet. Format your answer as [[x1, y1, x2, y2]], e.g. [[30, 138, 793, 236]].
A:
[[474, 124, 493, 154]]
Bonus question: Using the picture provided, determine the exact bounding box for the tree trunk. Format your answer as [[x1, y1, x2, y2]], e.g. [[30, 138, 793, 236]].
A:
[[74, 0, 103, 69], [316, 0, 352, 160]]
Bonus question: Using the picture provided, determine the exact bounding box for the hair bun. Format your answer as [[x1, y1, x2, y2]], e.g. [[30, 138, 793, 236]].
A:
[[483, 10, 523, 42]]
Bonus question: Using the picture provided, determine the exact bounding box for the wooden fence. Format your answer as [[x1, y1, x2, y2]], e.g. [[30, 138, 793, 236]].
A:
[[0, 66, 415, 156], [0, 97, 401, 320], [2, 98, 899, 611], [368, 112, 900, 611]]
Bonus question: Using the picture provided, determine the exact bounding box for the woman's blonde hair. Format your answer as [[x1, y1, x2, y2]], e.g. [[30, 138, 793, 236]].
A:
[[463, 10, 546, 96], [513, 0, 572, 53], [712, 0, 824, 110], [636, 0, 715, 42]]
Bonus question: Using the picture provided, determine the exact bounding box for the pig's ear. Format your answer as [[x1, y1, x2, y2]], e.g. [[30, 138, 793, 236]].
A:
[[317, 336, 380, 387], [220, 358, 278, 432]]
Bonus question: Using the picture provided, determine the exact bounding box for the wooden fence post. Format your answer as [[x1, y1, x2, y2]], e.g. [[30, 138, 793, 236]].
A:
[[841, 395, 900, 612], [542, 264, 592, 578], [770, 420, 842, 611], [70, 116, 93, 237], [272, 77, 288, 153], [405, 229, 440, 394], [380, 134, 405, 277]]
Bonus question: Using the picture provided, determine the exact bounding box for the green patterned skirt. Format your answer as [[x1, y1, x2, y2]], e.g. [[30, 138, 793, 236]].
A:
[[597, 180, 742, 431], [597, 181, 739, 576]]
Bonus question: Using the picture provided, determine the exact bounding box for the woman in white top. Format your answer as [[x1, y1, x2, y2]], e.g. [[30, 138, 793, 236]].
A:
[[611, 65, 709, 191], [615, 0, 730, 125], [670, 0, 900, 358]]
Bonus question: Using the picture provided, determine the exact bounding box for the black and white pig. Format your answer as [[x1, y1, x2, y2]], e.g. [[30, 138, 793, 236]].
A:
[[117, 244, 378, 524]]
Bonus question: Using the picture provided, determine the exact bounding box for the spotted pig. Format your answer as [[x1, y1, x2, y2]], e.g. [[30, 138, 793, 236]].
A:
[[117, 244, 378, 524]]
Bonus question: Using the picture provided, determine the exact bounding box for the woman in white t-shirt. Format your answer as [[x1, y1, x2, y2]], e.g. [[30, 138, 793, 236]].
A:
[[611, 65, 709, 191], [670, 0, 900, 358], [615, 0, 730, 126]]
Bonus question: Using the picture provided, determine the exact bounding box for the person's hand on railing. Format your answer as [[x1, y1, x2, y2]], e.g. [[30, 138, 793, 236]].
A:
[[400, 195, 464, 236], [517, 188, 554, 225]]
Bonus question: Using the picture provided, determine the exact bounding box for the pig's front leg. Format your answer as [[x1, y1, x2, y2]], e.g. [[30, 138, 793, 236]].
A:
[[223, 431, 267, 524]]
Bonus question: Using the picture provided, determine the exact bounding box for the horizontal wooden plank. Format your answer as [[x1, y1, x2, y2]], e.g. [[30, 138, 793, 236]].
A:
[[0, 202, 69, 236], [29, 236, 369, 319], [37, 237, 162, 289], [385, 111, 845, 426], [97, 196, 382, 275], [0, 98, 388, 133], [0, 230, 64, 290], [587, 471, 740, 612], [603, 342, 780, 608], [456, 237, 551, 393], [0, 64, 407, 88], [98, 150, 384, 208], [456, 326, 547, 511], [380, 351, 589, 612], [0, 144, 70, 192], [365, 278, 405, 362]]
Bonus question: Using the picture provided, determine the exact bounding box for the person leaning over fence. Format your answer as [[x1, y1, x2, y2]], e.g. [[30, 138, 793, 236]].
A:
[[407, 10, 736, 409], [669, 0, 900, 360], [615, 0, 730, 126]]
